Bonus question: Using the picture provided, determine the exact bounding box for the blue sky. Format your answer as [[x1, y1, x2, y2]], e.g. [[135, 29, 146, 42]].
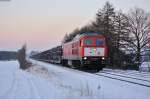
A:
[[0, 0, 150, 52]]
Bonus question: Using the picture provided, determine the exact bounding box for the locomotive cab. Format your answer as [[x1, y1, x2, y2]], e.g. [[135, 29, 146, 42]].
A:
[[79, 35, 108, 69]]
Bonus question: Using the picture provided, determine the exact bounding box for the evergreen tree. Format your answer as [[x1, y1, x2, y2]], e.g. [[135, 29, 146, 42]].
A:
[[62, 33, 69, 43], [62, 28, 80, 43], [113, 11, 131, 67], [94, 1, 117, 67]]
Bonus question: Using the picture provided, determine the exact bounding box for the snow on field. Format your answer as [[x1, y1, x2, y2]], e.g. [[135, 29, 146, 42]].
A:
[[0, 60, 101, 99], [1, 60, 150, 99], [0, 61, 57, 99], [28, 60, 101, 99]]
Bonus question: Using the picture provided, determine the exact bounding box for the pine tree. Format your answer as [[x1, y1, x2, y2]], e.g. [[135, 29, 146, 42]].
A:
[[113, 11, 130, 68], [94, 1, 117, 67], [62, 33, 69, 43]]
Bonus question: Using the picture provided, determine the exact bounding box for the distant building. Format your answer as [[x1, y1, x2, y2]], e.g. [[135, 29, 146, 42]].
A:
[[140, 51, 150, 72], [141, 51, 150, 62]]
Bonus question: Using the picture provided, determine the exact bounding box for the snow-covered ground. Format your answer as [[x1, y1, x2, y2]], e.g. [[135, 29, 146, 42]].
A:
[[28, 60, 102, 99], [0, 60, 101, 99], [0, 60, 150, 99]]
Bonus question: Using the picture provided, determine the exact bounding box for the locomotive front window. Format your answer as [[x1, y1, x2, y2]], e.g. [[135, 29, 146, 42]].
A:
[[96, 39, 104, 46], [84, 39, 93, 46]]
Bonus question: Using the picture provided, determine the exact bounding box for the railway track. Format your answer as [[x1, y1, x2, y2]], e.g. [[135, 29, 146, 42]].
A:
[[32, 59, 150, 88], [100, 71, 150, 82], [103, 69, 150, 78], [95, 71, 150, 88]]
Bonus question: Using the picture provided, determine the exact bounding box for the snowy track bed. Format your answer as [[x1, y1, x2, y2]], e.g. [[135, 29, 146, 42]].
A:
[[102, 68, 150, 78], [96, 69, 150, 88]]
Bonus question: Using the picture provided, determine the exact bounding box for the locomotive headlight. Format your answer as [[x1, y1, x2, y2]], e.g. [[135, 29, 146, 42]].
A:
[[102, 57, 105, 60], [84, 57, 87, 60]]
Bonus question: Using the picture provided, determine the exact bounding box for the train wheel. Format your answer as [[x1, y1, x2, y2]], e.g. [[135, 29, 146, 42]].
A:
[[68, 60, 76, 68], [72, 60, 81, 69]]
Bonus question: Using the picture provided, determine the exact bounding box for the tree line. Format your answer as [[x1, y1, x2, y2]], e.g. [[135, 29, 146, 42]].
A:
[[0, 51, 17, 60], [62, 2, 150, 69]]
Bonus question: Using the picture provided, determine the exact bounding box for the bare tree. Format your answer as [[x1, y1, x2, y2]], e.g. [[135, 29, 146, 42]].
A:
[[124, 8, 150, 67]]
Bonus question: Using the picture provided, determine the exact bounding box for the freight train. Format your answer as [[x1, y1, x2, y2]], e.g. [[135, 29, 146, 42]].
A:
[[32, 32, 108, 71]]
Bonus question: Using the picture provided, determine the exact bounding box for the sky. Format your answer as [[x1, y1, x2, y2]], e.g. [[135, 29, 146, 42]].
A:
[[0, 0, 150, 52]]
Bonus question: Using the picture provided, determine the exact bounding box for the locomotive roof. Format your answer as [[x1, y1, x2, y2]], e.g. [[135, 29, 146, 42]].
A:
[[73, 32, 103, 40]]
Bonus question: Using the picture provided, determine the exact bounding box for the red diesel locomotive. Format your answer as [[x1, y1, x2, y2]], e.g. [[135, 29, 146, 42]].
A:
[[62, 33, 108, 70]]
